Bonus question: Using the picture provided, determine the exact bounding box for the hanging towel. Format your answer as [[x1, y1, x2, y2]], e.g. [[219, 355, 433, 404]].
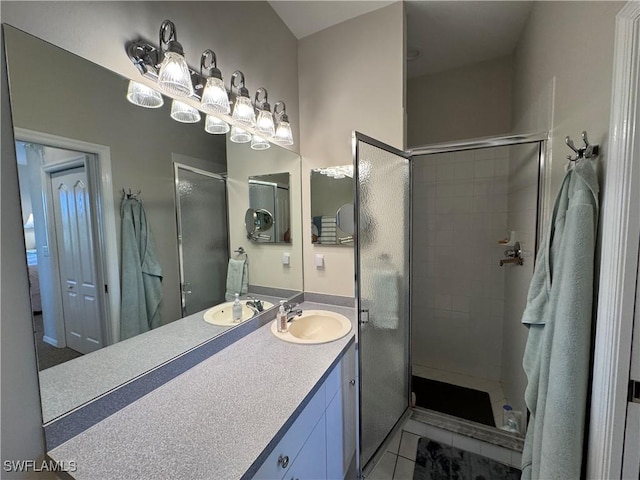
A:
[[520, 159, 599, 480], [370, 258, 400, 329], [120, 197, 163, 341], [225, 258, 248, 301]]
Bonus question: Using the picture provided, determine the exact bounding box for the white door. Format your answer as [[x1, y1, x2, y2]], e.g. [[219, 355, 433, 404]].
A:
[[50, 165, 103, 354], [622, 252, 640, 479]]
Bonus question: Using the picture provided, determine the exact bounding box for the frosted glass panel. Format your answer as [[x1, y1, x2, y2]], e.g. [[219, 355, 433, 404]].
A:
[[176, 167, 228, 316], [356, 137, 410, 469]]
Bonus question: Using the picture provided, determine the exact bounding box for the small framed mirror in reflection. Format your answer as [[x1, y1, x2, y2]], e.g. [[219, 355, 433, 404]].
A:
[[248, 173, 291, 243], [310, 165, 355, 245]]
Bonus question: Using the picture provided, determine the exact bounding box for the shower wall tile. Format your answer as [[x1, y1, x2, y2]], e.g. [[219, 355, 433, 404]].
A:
[[412, 148, 509, 380]]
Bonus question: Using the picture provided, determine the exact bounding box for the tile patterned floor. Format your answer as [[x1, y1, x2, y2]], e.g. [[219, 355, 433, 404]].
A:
[[368, 418, 522, 480], [412, 364, 508, 428]]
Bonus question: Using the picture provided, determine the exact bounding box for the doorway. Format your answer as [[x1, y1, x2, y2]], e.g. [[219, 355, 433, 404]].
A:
[[15, 140, 110, 369]]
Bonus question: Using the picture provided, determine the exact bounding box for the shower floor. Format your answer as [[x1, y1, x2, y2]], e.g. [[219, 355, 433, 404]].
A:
[[412, 364, 507, 428]]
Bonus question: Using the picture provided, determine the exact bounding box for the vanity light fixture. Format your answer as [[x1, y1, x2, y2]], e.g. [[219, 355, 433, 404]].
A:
[[205, 115, 230, 134], [126, 19, 295, 148], [199, 50, 230, 115], [171, 100, 201, 123], [126, 80, 164, 108], [274, 101, 294, 146], [230, 71, 256, 128], [230, 125, 252, 144], [157, 20, 194, 97]]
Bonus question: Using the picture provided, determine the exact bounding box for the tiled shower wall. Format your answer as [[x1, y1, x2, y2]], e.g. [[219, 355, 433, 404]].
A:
[[411, 147, 511, 381]]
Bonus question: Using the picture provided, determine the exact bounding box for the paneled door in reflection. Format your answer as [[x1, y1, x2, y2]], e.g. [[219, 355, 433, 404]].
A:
[[354, 133, 411, 474], [174, 164, 229, 317]]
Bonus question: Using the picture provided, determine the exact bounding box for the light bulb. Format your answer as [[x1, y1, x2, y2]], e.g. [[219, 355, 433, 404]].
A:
[[255, 110, 275, 138], [201, 77, 230, 114], [170, 100, 201, 123], [231, 95, 256, 127], [126, 81, 164, 108], [274, 120, 293, 146], [251, 134, 270, 150], [205, 115, 230, 134], [230, 126, 251, 143], [158, 51, 194, 97]]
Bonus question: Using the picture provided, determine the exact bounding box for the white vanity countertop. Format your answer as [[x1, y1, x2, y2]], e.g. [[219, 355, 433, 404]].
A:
[[40, 294, 281, 423], [48, 302, 356, 480]]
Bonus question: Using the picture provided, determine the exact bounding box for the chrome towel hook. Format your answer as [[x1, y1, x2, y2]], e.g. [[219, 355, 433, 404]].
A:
[[565, 130, 599, 162]]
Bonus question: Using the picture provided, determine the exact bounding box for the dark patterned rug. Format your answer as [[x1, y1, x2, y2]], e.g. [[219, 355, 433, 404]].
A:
[[412, 376, 496, 427], [413, 437, 521, 480]]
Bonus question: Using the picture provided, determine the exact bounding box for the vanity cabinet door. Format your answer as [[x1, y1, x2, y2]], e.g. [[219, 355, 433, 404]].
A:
[[325, 344, 357, 479], [285, 414, 327, 480]]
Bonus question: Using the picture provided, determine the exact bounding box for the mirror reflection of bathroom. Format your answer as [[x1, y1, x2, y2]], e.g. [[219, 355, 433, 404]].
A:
[[310, 165, 355, 245], [248, 173, 291, 243], [410, 141, 542, 436]]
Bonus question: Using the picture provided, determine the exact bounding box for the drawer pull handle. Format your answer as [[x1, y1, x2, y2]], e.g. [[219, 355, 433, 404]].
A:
[[349, 379, 356, 386], [278, 455, 289, 468]]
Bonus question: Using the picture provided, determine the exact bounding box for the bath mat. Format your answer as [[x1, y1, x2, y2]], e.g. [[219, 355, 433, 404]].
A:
[[413, 437, 521, 480], [412, 376, 496, 427]]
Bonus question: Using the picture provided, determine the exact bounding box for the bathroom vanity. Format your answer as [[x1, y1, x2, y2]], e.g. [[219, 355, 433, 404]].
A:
[[47, 302, 356, 479]]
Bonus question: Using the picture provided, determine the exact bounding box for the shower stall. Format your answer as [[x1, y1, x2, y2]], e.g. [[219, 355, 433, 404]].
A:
[[354, 132, 546, 476]]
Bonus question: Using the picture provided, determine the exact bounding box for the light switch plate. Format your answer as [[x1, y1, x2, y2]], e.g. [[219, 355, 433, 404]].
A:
[[281, 252, 290, 266], [315, 254, 324, 269]]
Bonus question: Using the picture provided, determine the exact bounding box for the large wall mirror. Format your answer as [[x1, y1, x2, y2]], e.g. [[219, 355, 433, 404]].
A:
[[310, 166, 354, 245], [4, 25, 303, 425]]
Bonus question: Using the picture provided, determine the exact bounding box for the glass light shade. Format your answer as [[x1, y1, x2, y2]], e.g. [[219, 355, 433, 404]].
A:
[[251, 134, 270, 150], [201, 77, 230, 114], [255, 110, 275, 138], [158, 51, 194, 97], [205, 115, 230, 134], [274, 120, 294, 146], [126, 81, 164, 108], [230, 126, 251, 144], [170, 100, 201, 123], [231, 95, 256, 127]]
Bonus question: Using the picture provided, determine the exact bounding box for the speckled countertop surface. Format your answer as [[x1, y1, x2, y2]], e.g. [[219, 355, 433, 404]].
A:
[[40, 294, 282, 423], [48, 302, 355, 480]]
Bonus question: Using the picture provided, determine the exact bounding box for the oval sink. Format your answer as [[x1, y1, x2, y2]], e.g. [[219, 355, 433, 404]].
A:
[[203, 300, 274, 326], [271, 310, 352, 344]]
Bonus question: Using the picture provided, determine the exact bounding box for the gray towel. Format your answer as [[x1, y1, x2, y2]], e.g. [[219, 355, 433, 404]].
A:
[[520, 159, 599, 480], [225, 258, 248, 301]]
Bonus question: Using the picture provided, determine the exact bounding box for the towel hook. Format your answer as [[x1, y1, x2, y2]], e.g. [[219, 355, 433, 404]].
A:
[[565, 130, 599, 162]]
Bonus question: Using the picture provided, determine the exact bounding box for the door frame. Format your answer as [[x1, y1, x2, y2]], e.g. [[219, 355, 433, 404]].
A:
[[173, 161, 228, 317], [588, 1, 640, 478], [14, 127, 119, 346], [353, 132, 412, 478]]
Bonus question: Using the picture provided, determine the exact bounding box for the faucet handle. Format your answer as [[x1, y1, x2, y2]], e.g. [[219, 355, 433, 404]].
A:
[[284, 302, 298, 312]]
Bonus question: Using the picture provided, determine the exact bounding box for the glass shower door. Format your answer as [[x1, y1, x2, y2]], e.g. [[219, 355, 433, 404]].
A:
[[174, 165, 229, 317], [354, 133, 411, 473]]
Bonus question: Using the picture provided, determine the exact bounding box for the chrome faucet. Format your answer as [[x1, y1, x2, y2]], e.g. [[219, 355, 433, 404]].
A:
[[285, 303, 303, 322], [246, 296, 264, 312]]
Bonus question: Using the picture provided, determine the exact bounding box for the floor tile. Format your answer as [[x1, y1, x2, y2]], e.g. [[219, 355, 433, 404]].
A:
[[386, 428, 403, 455], [398, 431, 421, 461], [393, 456, 416, 480], [451, 432, 481, 454], [424, 425, 453, 445], [369, 452, 398, 480], [403, 418, 429, 437]]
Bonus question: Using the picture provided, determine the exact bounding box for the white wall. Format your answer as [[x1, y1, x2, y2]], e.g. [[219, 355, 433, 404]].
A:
[[407, 55, 513, 147], [226, 140, 303, 291], [298, 2, 405, 297]]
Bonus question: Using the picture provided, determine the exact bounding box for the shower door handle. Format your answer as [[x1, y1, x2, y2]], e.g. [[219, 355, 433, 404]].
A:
[[360, 309, 370, 324], [182, 282, 192, 295]]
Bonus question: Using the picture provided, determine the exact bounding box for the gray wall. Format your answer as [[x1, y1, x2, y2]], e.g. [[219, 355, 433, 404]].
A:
[[407, 55, 513, 147]]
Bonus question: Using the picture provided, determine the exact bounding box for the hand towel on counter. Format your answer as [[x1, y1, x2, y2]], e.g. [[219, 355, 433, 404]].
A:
[[520, 159, 599, 480], [225, 258, 248, 301]]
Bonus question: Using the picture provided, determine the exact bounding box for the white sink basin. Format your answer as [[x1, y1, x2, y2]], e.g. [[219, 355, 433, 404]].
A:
[[203, 300, 274, 326], [271, 310, 352, 344]]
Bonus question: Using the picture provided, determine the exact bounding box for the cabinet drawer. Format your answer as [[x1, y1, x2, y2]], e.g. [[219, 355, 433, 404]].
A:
[[252, 383, 326, 480], [325, 343, 356, 407]]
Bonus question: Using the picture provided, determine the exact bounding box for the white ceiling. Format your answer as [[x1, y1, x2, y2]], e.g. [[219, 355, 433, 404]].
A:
[[269, 1, 534, 79]]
